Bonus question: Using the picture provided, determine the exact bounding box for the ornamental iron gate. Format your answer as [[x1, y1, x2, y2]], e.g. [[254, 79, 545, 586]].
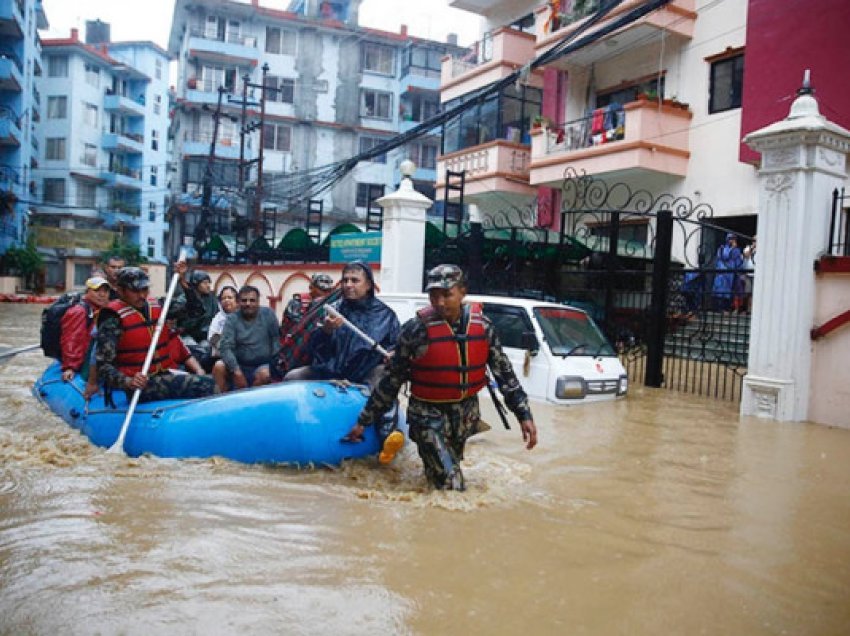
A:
[[428, 167, 752, 402]]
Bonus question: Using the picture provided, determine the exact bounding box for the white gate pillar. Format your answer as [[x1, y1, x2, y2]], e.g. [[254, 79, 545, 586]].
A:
[[741, 75, 850, 421], [376, 160, 433, 294]]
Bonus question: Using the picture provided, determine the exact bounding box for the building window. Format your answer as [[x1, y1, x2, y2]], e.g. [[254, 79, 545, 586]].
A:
[[81, 143, 97, 167], [155, 58, 163, 80], [265, 76, 295, 104], [359, 136, 387, 163], [205, 15, 241, 43], [587, 220, 649, 245], [154, 94, 162, 115], [149, 201, 156, 222], [408, 142, 438, 170], [360, 89, 392, 119], [46, 95, 67, 119], [84, 63, 100, 88], [201, 65, 238, 92], [402, 44, 443, 78], [47, 55, 68, 77], [147, 237, 156, 258], [151, 129, 159, 151], [442, 84, 542, 154], [84, 102, 98, 127], [45, 137, 66, 161], [150, 166, 158, 186], [43, 178, 65, 204], [262, 123, 291, 151], [709, 51, 744, 114], [401, 92, 439, 123], [76, 181, 96, 207], [265, 26, 296, 55], [361, 42, 395, 75], [356, 182, 384, 208]]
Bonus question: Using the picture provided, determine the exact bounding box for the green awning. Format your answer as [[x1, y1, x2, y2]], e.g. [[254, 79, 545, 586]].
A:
[[277, 228, 317, 250], [247, 236, 273, 252], [321, 223, 362, 246], [202, 234, 236, 257]]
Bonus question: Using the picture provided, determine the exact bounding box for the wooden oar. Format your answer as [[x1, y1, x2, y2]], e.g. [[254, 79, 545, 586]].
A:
[[0, 343, 40, 362], [107, 261, 184, 454]]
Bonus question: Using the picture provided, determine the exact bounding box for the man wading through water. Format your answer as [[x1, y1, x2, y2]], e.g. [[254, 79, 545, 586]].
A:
[[344, 264, 537, 490]]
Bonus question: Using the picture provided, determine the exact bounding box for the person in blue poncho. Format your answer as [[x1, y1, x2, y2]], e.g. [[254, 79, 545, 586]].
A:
[[712, 233, 743, 312], [284, 261, 404, 463]]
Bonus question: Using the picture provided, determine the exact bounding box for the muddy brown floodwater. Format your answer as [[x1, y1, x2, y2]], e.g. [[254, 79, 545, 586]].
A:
[[1, 303, 849, 635]]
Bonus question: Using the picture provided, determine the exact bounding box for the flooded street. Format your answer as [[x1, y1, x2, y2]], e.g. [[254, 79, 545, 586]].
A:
[[1, 302, 849, 635]]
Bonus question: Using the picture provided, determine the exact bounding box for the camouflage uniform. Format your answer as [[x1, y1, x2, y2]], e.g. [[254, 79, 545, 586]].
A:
[[96, 287, 215, 403], [356, 306, 533, 489]]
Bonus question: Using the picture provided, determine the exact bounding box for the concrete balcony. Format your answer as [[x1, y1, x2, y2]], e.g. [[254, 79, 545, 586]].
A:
[[436, 140, 536, 205], [101, 168, 144, 191], [0, 52, 23, 92], [33, 225, 117, 252], [0, 0, 24, 39], [534, 0, 696, 70], [35, 0, 47, 29], [440, 27, 544, 103], [182, 132, 240, 160], [187, 30, 259, 68], [400, 68, 440, 94], [103, 92, 146, 117], [529, 99, 692, 186], [103, 132, 144, 155], [0, 108, 20, 146], [183, 78, 245, 107]]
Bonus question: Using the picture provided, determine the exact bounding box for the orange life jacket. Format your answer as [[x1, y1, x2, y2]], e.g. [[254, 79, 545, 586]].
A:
[[107, 298, 177, 376], [410, 303, 489, 402]]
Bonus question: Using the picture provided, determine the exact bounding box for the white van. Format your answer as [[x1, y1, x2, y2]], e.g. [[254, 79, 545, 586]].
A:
[[378, 293, 628, 404]]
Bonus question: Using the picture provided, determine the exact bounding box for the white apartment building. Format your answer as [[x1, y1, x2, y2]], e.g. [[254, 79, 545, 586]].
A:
[[438, 0, 756, 265], [34, 23, 172, 288], [167, 0, 462, 257]]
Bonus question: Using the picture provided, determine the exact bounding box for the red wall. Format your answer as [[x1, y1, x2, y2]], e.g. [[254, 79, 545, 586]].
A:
[[740, 0, 850, 164]]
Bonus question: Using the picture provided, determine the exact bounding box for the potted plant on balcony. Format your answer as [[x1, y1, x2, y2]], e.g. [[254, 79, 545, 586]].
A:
[[531, 114, 551, 131]]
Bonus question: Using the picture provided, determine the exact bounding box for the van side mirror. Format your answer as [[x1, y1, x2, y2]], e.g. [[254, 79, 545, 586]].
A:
[[521, 331, 539, 354]]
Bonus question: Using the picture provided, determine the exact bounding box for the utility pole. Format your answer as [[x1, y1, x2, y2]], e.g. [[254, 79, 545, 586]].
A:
[[198, 85, 234, 247], [255, 62, 269, 237], [233, 63, 271, 239], [238, 73, 249, 188]]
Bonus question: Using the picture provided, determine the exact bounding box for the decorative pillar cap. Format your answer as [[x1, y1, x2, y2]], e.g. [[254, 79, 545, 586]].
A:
[[788, 69, 820, 120]]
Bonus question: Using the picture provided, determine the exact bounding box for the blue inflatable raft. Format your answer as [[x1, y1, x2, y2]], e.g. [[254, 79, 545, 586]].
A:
[[33, 361, 394, 465]]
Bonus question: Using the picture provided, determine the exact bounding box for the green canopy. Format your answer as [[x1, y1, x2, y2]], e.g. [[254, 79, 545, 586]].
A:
[[202, 234, 235, 257], [425, 221, 447, 247], [246, 236, 273, 252], [276, 228, 317, 250], [321, 223, 362, 246]]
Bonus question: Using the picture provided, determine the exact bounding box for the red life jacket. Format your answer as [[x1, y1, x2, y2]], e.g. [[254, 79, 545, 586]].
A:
[[410, 303, 489, 402], [107, 298, 177, 376]]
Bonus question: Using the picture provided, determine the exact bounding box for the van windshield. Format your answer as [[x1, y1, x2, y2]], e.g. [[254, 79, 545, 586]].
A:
[[533, 307, 616, 357]]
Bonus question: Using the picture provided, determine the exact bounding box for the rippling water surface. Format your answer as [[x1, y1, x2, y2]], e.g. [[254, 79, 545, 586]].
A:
[[2, 303, 849, 635]]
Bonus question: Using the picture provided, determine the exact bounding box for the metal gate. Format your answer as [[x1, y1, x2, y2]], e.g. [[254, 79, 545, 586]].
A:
[[427, 167, 752, 401]]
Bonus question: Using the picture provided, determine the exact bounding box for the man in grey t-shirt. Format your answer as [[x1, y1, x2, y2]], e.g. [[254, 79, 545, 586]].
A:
[[212, 285, 281, 392]]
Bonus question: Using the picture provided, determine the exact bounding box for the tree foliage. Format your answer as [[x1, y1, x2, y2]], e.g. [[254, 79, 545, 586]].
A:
[[102, 238, 148, 267], [1, 237, 44, 277]]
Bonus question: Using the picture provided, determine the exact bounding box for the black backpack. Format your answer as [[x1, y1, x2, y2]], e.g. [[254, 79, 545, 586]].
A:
[[40, 292, 91, 359]]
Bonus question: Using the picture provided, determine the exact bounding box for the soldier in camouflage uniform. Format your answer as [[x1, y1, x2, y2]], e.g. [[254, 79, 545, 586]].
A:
[[344, 264, 537, 490], [96, 265, 216, 403]]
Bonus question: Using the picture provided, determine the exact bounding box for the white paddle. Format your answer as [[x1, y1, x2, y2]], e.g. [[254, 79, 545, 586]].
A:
[[0, 343, 40, 362], [107, 256, 185, 454], [324, 304, 390, 358]]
